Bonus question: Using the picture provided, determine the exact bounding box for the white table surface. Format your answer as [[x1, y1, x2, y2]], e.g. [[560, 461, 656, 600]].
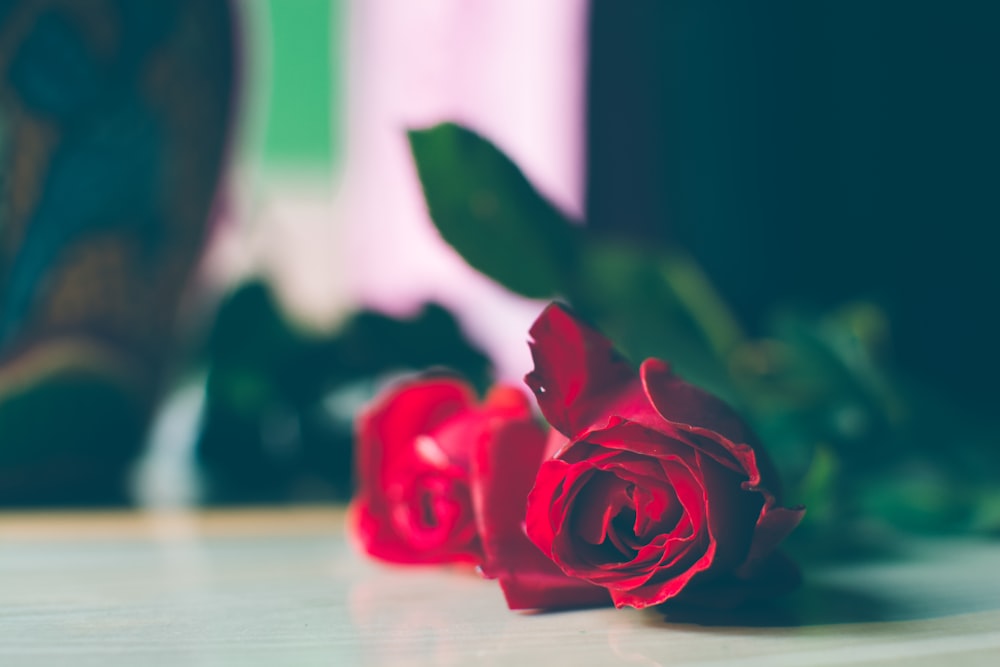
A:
[[1, 507, 998, 666]]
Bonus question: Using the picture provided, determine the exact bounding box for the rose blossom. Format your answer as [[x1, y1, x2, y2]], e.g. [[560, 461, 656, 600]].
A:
[[350, 376, 538, 564], [519, 303, 804, 609]]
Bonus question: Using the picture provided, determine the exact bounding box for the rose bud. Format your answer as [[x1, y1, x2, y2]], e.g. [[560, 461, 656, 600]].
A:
[[350, 376, 536, 565], [522, 304, 805, 609]]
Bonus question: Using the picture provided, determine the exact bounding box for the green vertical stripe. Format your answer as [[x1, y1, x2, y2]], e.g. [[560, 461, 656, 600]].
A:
[[260, 0, 341, 170]]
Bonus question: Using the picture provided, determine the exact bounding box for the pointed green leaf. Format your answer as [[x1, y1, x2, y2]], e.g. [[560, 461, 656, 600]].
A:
[[408, 123, 579, 298]]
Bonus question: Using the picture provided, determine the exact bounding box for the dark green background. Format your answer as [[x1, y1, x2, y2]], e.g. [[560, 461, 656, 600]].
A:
[[587, 1, 1000, 408]]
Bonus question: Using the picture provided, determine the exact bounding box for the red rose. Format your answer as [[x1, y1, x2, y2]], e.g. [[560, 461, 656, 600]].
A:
[[350, 376, 537, 565], [521, 304, 804, 609]]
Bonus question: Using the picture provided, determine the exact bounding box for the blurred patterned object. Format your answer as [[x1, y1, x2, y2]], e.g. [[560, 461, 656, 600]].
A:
[[0, 0, 234, 504]]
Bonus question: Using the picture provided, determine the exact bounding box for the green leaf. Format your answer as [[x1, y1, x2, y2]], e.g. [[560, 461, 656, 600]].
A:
[[408, 123, 579, 298]]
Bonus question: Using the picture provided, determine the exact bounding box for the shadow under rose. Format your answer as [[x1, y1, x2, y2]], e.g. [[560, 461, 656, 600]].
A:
[[642, 536, 1000, 630], [649, 580, 895, 629]]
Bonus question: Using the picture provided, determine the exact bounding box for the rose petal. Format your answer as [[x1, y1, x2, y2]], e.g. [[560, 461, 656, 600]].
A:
[[581, 420, 699, 462], [549, 463, 601, 538], [632, 483, 682, 539], [660, 456, 706, 537], [585, 527, 700, 588], [609, 544, 715, 609], [429, 384, 534, 468], [524, 459, 569, 558], [389, 471, 478, 550], [695, 451, 763, 574], [740, 506, 806, 569], [350, 378, 483, 563], [525, 303, 639, 439], [572, 472, 632, 547], [640, 359, 752, 445], [496, 561, 614, 611], [543, 428, 571, 459], [359, 378, 475, 464], [413, 435, 453, 470], [482, 384, 535, 414], [356, 378, 474, 493], [471, 420, 547, 574], [640, 359, 785, 499], [599, 455, 670, 483], [472, 421, 610, 610], [611, 539, 718, 609]]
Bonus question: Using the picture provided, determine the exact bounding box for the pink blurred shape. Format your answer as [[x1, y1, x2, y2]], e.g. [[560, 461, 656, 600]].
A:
[[341, 0, 588, 382]]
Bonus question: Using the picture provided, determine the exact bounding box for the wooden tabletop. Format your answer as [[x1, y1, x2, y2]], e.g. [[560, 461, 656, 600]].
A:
[[1, 507, 997, 666]]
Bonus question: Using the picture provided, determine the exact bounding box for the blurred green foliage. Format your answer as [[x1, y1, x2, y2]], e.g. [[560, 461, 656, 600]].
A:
[[196, 281, 492, 503]]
